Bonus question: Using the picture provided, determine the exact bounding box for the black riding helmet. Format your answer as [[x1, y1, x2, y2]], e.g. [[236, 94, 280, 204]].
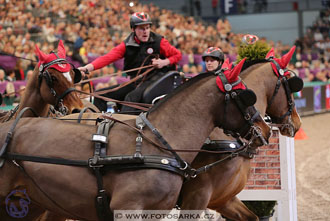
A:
[[202, 47, 224, 64], [130, 12, 152, 29]]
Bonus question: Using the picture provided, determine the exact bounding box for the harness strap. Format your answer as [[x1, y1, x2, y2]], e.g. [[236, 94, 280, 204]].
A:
[[0, 107, 38, 167], [56, 87, 76, 104], [94, 168, 113, 221], [5, 153, 88, 166], [267, 59, 295, 123], [90, 119, 115, 221], [9, 160, 87, 220], [138, 113, 194, 177], [77, 106, 97, 123]]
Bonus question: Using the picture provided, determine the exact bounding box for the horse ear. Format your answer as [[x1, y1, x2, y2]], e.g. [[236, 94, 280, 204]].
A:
[[265, 47, 275, 59], [35, 44, 48, 63], [288, 76, 304, 93], [279, 45, 296, 68], [238, 89, 257, 106], [57, 40, 66, 58], [222, 58, 231, 70], [231, 58, 246, 79]]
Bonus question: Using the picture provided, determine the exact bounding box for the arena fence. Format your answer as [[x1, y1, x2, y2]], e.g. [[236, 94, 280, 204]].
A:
[[238, 128, 297, 220]]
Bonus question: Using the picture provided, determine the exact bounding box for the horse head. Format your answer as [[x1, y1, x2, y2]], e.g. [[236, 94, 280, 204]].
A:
[[35, 40, 83, 115], [263, 46, 303, 137], [215, 58, 271, 147]]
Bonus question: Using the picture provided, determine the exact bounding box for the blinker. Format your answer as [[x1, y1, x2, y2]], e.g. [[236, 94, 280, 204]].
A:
[[73, 68, 82, 83], [238, 89, 257, 107], [287, 76, 304, 93]]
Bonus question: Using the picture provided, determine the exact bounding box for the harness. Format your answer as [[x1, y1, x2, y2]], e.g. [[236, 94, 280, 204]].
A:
[[215, 68, 267, 146], [266, 58, 295, 123], [38, 52, 79, 115]]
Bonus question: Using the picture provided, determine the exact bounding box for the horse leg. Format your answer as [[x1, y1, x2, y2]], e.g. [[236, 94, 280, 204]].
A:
[[215, 196, 258, 221], [179, 185, 213, 210]]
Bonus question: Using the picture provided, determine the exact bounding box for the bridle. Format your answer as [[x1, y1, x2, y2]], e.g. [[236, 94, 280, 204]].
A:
[[38, 52, 81, 115], [215, 69, 268, 146], [266, 58, 298, 135]]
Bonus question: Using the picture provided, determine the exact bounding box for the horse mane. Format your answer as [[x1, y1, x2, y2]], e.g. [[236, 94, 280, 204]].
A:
[[241, 59, 269, 72], [149, 72, 214, 113]]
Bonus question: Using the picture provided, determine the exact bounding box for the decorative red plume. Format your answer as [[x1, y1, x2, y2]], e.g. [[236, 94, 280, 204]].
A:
[[265, 47, 275, 59], [278, 45, 296, 68], [228, 58, 246, 82], [35, 40, 70, 72], [216, 58, 246, 92], [35, 44, 48, 65], [268, 46, 296, 76], [221, 58, 231, 70], [57, 40, 66, 59]]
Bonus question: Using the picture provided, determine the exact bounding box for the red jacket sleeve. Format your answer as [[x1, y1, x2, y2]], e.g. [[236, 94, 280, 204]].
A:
[[159, 38, 182, 65], [91, 42, 126, 70]]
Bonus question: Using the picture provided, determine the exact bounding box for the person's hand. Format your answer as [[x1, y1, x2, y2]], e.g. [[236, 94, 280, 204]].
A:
[[78, 64, 93, 79], [152, 58, 170, 69]]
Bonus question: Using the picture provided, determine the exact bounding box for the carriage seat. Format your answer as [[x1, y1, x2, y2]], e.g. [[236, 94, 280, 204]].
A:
[[142, 71, 182, 104]]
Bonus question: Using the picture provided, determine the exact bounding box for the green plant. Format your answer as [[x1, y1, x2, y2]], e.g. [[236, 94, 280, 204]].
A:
[[242, 201, 276, 217], [237, 41, 271, 62]]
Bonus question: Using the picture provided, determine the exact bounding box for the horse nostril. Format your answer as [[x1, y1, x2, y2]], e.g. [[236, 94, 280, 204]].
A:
[[72, 109, 81, 113]]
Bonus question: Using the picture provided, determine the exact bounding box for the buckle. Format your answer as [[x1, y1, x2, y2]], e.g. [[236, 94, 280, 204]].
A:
[[88, 157, 104, 168], [92, 134, 108, 143]]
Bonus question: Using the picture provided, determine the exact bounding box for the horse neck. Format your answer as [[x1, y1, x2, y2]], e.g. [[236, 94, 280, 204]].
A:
[[148, 75, 223, 162], [17, 68, 49, 117], [240, 63, 276, 116]]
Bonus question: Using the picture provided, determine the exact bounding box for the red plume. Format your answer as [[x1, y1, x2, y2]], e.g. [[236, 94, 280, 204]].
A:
[[216, 58, 246, 92], [265, 47, 275, 59], [57, 40, 66, 59], [278, 45, 296, 68], [35, 44, 48, 65], [221, 58, 231, 70], [228, 58, 246, 82]]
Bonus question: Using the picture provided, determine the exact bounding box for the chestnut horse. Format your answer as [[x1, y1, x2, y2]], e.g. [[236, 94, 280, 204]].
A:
[[0, 40, 83, 122], [179, 47, 303, 220], [0, 62, 271, 220]]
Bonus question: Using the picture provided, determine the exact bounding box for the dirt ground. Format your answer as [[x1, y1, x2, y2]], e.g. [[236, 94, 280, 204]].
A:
[[295, 112, 330, 221]]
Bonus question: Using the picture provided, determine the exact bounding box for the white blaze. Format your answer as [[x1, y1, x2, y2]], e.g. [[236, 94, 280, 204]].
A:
[[63, 72, 72, 83]]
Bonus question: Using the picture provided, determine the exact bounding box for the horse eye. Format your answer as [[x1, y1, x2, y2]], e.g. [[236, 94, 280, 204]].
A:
[[51, 76, 57, 82]]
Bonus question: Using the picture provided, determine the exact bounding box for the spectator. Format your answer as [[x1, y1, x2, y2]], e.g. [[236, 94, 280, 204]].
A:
[[0, 69, 5, 82]]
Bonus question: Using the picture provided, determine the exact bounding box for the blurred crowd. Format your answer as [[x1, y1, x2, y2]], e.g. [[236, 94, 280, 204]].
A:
[[1, 0, 330, 92]]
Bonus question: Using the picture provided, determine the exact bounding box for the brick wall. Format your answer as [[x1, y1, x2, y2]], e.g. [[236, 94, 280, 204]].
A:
[[245, 130, 281, 190]]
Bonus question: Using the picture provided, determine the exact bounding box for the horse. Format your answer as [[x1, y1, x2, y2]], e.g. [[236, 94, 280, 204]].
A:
[[0, 40, 84, 122], [0, 60, 271, 221], [178, 46, 303, 220]]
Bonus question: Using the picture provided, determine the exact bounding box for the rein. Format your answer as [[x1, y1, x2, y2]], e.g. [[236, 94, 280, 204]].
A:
[[77, 64, 155, 85], [93, 66, 156, 95]]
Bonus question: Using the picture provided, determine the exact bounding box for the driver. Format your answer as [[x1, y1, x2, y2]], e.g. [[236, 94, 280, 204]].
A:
[[79, 12, 181, 112]]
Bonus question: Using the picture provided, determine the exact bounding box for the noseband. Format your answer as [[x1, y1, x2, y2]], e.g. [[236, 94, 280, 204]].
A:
[[38, 53, 77, 115], [215, 70, 267, 146]]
